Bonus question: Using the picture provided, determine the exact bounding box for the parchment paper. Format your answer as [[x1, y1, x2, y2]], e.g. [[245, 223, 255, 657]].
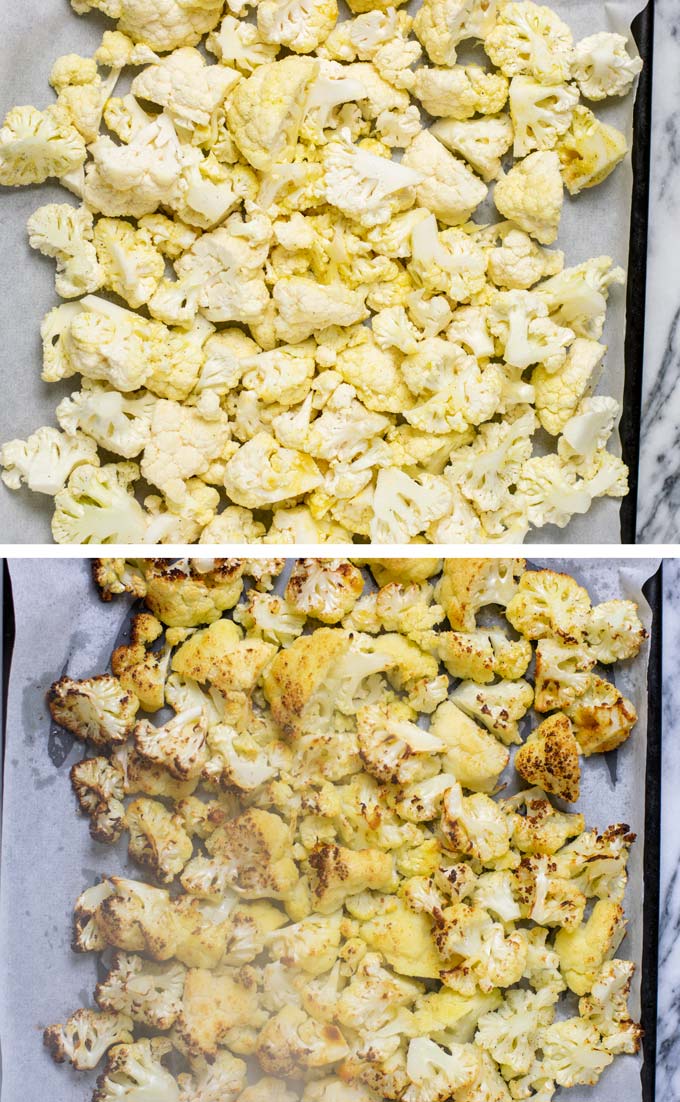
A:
[[0, 556, 658, 1101], [0, 0, 647, 544]]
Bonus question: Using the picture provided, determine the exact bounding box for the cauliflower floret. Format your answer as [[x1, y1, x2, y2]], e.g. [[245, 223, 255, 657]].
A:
[[564, 675, 637, 755], [71, 755, 126, 843], [484, 2, 573, 83], [579, 959, 642, 1055], [126, 797, 193, 882], [436, 900, 527, 992], [176, 965, 264, 1056], [404, 1037, 480, 1101], [360, 897, 442, 978], [51, 460, 148, 544], [257, 0, 338, 54], [363, 559, 443, 586], [437, 558, 524, 630], [49, 674, 139, 748], [199, 808, 299, 899], [207, 14, 279, 71], [475, 987, 556, 1079], [285, 559, 364, 624], [224, 432, 322, 508], [517, 452, 629, 530], [557, 395, 620, 475], [357, 701, 445, 784], [446, 410, 537, 513], [509, 76, 578, 157], [370, 468, 454, 543], [274, 276, 368, 343], [572, 32, 642, 101], [133, 706, 208, 781], [402, 131, 487, 226], [131, 48, 238, 131], [91, 1036, 180, 1102], [557, 106, 628, 196], [71, 0, 226, 51], [430, 115, 513, 182], [93, 217, 165, 308], [538, 255, 625, 340], [486, 226, 563, 291], [322, 129, 422, 228], [1, 426, 98, 496], [554, 899, 626, 995], [227, 57, 318, 171], [450, 680, 534, 745], [441, 783, 511, 864], [584, 599, 646, 663], [308, 843, 394, 913], [506, 568, 591, 643], [533, 638, 596, 712], [141, 399, 232, 507], [411, 65, 508, 119], [0, 104, 86, 187], [540, 1018, 613, 1087], [430, 700, 510, 793], [515, 713, 581, 803], [170, 617, 276, 693], [27, 203, 102, 298], [84, 115, 187, 220], [413, 0, 498, 67], [57, 382, 156, 461], [494, 151, 563, 244], [267, 912, 342, 976], [44, 1009, 134, 1071], [233, 592, 306, 645], [111, 611, 169, 712], [178, 1050, 248, 1102], [142, 559, 244, 628], [256, 1005, 348, 1075], [96, 952, 186, 1030], [334, 331, 412, 413]]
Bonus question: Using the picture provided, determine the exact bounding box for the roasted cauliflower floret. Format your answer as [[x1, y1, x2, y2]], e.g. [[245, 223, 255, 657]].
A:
[[308, 842, 394, 913], [505, 568, 591, 643], [143, 559, 245, 628], [515, 713, 581, 803], [171, 618, 277, 693], [564, 675, 637, 755], [436, 558, 525, 631], [430, 701, 510, 793], [450, 679, 534, 745], [176, 966, 264, 1057], [49, 674, 139, 748], [126, 797, 194, 882], [285, 559, 364, 624], [112, 612, 170, 713], [70, 755, 126, 843], [554, 899, 626, 995], [44, 1008, 134, 1070], [198, 808, 299, 899], [134, 707, 209, 780], [96, 952, 186, 1030], [92, 1037, 179, 1102]]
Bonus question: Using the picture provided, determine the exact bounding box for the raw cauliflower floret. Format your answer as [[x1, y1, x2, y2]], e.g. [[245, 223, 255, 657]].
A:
[[437, 557, 525, 630], [413, 0, 499, 67], [515, 713, 581, 802], [584, 599, 646, 664], [257, 0, 338, 54], [509, 76, 579, 157], [285, 559, 364, 624], [207, 14, 279, 71], [96, 951, 186, 1030], [484, 1, 573, 84], [48, 674, 139, 747], [489, 288, 574, 371], [450, 679, 534, 745], [44, 1008, 134, 1071], [446, 410, 537, 513], [84, 115, 187, 220], [506, 568, 591, 642], [540, 1018, 613, 1087], [537, 255, 625, 340], [224, 433, 322, 509], [274, 277, 368, 343], [131, 47, 238, 131], [430, 115, 513, 182], [27, 203, 102, 299], [227, 57, 318, 171], [1, 426, 98, 496], [141, 399, 233, 507], [323, 129, 422, 228], [564, 675, 637, 755], [557, 106, 628, 196], [411, 65, 508, 119], [486, 226, 563, 291], [93, 218, 165, 308], [57, 382, 156, 460], [402, 131, 487, 226], [572, 32, 642, 101], [558, 395, 621, 475], [0, 104, 86, 187], [430, 700, 510, 792], [532, 337, 606, 434], [71, 0, 226, 52], [334, 332, 412, 413], [370, 468, 454, 543], [494, 151, 563, 244], [518, 452, 629, 530]]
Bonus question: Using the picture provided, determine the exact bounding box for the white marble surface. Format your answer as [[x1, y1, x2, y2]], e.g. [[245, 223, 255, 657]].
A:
[[657, 559, 680, 1097], [637, 0, 680, 541]]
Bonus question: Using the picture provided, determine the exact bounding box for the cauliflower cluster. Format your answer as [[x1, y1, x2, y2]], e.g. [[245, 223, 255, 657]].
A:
[[45, 556, 645, 1101], [0, 0, 642, 543]]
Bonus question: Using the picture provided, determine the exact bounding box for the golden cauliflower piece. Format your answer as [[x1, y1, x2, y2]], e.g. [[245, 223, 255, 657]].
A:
[[505, 568, 591, 643], [143, 559, 245, 628], [285, 558, 364, 624], [307, 842, 394, 913], [437, 558, 525, 631], [176, 966, 264, 1057], [554, 899, 626, 995], [262, 627, 351, 737], [203, 808, 299, 899], [360, 897, 442, 978], [171, 618, 277, 693], [92, 558, 148, 601], [126, 797, 194, 883], [515, 713, 581, 803], [564, 675, 637, 755], [430, 701, 510, 793], [360, 558, 443, 586], [112, 612, 169, 713], [48, 674, 139, 748]]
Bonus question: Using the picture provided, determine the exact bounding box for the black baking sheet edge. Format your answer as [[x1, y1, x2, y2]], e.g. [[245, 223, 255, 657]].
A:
[[641, 562, 662, 1102], [0, 560, 665, 1096], [620, 0, 654, 544]]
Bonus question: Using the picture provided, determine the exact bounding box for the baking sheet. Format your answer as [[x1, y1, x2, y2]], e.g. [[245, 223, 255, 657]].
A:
[[0, 0, 648, 545], [0, 556, 660, 1101]]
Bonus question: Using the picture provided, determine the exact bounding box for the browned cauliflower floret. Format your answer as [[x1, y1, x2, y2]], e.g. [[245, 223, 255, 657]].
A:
[[95, 951, 186, 1030], [44, 1007, 134, 1070], [49, 674, 139, 747], [93, 558, 148, 600], [111, 612, 170, 713], [171, 618, 277, 693], [71, 755, 126, 842], [515, 713, 581, 802], [178, 1050, 248, 1101], [256, 1006, 349, 1076], [126, 797, 194, 882], [72, 880, 114, 953], [119, 745, 200, 799], [96, 877, 179, 960], [92, 1037, 178, 1102], [450, 679, 534, 745], [356, 701, 444, 784], [133, 706, 209, 779], [505, 569, 592, 643], [554, 899, 626, 995], [504, 788, 585, 854], [514, 854, 586, 929], [533, 638, 596, 712], [584, 599, 647, 663], [143, 559, 245, 627], [176, 966, 264, 1057], [307, 842, 395, 913], [359, 558, 443, 586], [285, 558, 365, 624], [192, 808, 299, 899], [564, 675, 637, 755], [436, 559, 525, 631], [262, 628, 352, 737]]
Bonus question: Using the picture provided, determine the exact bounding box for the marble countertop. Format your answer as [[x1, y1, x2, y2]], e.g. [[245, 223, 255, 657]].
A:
[[638, 0, 680, 541], [656, 559, 679, 1098]]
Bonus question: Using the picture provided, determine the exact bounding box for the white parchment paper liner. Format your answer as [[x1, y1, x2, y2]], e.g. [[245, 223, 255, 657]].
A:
[[0, 556, 659, 1101], [0, 0, 647, 544]]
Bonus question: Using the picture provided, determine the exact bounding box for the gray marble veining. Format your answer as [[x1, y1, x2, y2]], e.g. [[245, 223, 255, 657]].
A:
[[637, 0, 680, 542], [657, 561, 680, 1096]]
